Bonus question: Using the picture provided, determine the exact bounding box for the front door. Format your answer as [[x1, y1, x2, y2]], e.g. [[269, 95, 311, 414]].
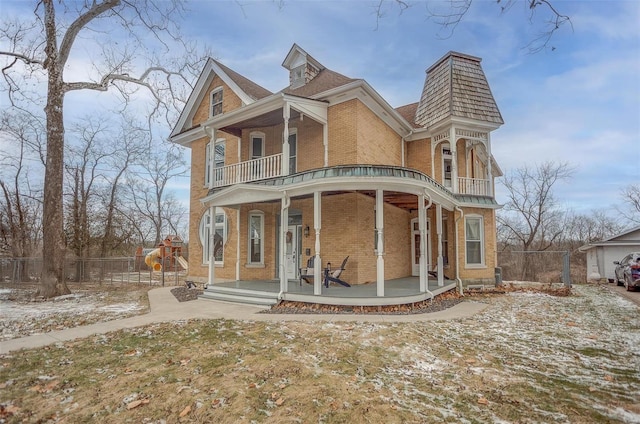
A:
[[285, 225, 300, 280], [411, 218, 431, 276]]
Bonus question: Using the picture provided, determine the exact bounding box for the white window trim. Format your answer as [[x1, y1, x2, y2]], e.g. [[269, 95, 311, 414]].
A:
[[199, 208, 226, 265], [250, 131, 265, 160], [291, 64, 305, 89], [442, 143, 452, 189], [205, 138, 226, 188], [210, 87, 223, 117], [248, 210, 265, 265], [464, 214, 485, 268], [288, 128, 297, 174]]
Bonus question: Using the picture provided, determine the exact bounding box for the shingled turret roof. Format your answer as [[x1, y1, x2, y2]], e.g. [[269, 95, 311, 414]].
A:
[[414, 52, 503, 128]]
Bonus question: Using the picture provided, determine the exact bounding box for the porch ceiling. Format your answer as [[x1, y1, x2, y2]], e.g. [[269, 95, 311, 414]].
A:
[[360, 190, 421, 211], [221, 109, 302, 137]]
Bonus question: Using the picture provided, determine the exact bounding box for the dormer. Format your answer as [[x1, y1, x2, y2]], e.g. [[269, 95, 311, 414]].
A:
[[282, 44, 325, 89]]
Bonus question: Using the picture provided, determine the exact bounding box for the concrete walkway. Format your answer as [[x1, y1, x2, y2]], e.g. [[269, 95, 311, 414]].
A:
[[1, 286, 489, 354]]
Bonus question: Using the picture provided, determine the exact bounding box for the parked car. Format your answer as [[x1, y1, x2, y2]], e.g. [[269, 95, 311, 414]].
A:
[[613, 252, 640, 291]]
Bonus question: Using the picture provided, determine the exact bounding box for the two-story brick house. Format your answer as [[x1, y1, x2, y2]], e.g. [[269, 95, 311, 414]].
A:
[[170, 44, 503, 306]]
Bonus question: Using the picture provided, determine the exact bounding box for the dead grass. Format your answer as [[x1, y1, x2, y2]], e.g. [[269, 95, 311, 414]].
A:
[[1, 283, 639, 423]]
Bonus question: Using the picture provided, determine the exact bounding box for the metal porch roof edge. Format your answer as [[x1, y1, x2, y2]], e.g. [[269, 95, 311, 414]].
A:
[[201, 165, 500, 210]]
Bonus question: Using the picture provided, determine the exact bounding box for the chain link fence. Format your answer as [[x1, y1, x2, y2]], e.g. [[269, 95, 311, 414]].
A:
[[497, 250, 585, 286], [0, 256, 186, 287]]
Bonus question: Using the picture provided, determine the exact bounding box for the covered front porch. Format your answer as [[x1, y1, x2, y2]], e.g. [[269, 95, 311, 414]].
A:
[[201, 276, 457, 306]]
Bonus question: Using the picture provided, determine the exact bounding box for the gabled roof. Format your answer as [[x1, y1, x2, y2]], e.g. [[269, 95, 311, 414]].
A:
[[414, 52, 504, 129], [282, 43, 324, 72], [213, 60, 272, 101], [578, 225, 640, 252], [170, 58, 272, 138], [395, 102, 419, 128], [282, 68, 357, 97]]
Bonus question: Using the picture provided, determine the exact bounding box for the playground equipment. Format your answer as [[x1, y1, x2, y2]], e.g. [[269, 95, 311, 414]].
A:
[[137, 235, 188, 272]]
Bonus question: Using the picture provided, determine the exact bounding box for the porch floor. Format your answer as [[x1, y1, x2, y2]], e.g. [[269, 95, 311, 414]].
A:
[[205, 276, 457, 306]]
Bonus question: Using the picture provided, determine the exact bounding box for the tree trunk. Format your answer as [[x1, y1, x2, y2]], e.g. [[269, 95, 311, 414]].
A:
[[39, 0, 70, 298]]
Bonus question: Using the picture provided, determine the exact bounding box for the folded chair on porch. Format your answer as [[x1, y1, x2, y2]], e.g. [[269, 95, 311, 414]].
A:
[[299, 256, 315, 286], [324, 256, 351, 288], [428, 265, 451, 281]]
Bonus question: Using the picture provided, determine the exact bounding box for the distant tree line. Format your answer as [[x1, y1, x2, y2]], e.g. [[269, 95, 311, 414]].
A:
[[0, 109, 188, 281], [496, 161, 635, 282]]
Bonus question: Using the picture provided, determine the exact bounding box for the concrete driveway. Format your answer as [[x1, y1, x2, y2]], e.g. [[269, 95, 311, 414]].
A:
[[608, 283, 640, 306]]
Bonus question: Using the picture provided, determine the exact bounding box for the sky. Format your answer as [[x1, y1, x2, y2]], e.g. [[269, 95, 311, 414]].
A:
[[177, 0, 640, 216], [1, 0, 639, 220]]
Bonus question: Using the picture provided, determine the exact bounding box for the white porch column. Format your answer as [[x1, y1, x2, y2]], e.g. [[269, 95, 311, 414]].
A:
[[235, 208, 240, 281], [313, 191, 322, 295], [450, 126, 458, 194], [323, 123, 328, 167], [376, 189, 385, 297], [280, 192, 290, 293], [282, 103, 290, 176], [207, 127, 217, 189], [436, 203, 444, 287], [237, 136, 242, 164], [418, 194, 427, 292], [486, 133, 493, 196], [208, 204, 216, 287]]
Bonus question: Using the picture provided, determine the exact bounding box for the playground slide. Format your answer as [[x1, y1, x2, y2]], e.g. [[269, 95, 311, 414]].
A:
[[144, 248, 163, 272], [177, 256, 189, 271]]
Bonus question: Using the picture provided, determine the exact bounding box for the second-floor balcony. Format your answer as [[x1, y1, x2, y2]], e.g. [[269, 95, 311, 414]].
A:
[[458, 177, 491, 196], [212, 155, 491, 197], [213, 153, 283, 187]]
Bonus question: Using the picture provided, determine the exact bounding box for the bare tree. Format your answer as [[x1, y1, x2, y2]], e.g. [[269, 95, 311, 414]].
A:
[[0, 1, 203, 297], [64, 116, 112, 280], [0, 110, 44, 280], [125, 146, 187, 246], [619, 184, 640, 226], [97, 116, 148, 258], [377, 0, 571, 52], [497, 161, 574, 279]]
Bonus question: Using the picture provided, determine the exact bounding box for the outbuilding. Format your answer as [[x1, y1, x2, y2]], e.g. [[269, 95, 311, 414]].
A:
[[579, 226, 640, 282]]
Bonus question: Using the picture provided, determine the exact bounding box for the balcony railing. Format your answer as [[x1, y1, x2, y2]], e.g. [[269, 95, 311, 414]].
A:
[[458, 177, 491, 196], [213, 153, 283, 187]]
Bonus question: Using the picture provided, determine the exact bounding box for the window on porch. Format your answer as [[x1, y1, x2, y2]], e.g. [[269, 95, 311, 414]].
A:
[[289, 130, 297, 174], [249, 211, 264, 264], [205, 139, 225, 187], [199, 208, 226, 265], [250, 132, 265, 160]]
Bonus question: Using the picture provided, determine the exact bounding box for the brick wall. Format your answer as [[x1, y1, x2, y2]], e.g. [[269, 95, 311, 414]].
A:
[[406, 137, 432, 175], [355, 101, 402, 165], [192, 76, 243, 126], [454, 207, 497, 283], [327, 100, 358, 164]]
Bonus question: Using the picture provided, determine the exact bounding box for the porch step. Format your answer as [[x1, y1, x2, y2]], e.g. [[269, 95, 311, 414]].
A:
[[199, 286, 279, 306]]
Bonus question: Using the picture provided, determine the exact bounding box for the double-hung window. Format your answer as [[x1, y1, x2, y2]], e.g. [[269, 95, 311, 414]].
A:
[[210, 87, 223, 117], [205, 139, 225, 187], [465, 215, 484, 266], [248, 211, 264, 264], [199, 208, 226, 264]]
